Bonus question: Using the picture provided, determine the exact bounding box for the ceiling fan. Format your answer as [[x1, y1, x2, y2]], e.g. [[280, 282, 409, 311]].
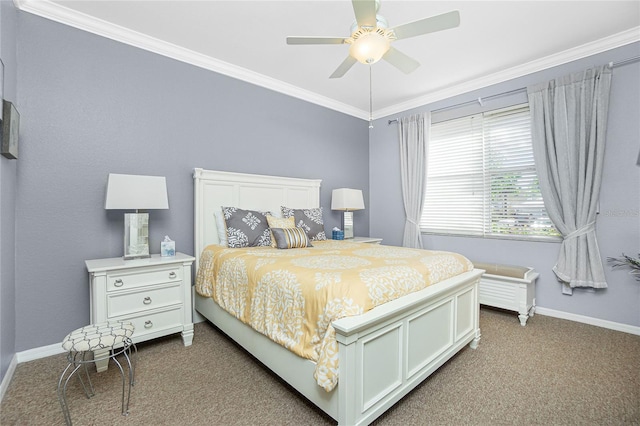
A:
[[286, 0, 460, 78]]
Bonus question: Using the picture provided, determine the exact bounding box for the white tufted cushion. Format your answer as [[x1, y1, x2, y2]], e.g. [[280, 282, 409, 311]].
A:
[[62, 320, 135, 352]]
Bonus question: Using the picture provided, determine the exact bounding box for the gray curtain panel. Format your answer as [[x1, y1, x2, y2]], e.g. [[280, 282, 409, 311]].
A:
[[398, 112, 429, 249], [527, 65, 612, 294]]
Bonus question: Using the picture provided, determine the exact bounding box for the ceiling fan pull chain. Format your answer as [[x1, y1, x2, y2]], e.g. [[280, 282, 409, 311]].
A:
[[369, 64, 374, 129]]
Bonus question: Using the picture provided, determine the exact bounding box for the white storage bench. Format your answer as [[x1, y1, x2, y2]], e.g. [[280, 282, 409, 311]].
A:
[[473, 262, 539, 326]]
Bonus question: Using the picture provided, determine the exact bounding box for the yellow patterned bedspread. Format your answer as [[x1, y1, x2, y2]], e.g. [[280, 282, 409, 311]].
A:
[[195, 240, 473, 392]]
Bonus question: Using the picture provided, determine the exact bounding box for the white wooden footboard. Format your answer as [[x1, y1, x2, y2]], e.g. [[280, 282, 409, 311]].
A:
[[333, 270, 482, 426], [194, 269, 482, 426]]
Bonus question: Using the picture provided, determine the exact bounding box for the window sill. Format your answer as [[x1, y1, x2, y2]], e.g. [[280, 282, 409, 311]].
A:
[[421, 231, 562, 243]]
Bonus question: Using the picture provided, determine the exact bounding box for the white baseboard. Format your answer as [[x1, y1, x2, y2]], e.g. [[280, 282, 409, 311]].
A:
[[15, 342, 66, 363], [1, 344, 65, 403], [535, 306, 640, 336], [0, 354, 18, 402]]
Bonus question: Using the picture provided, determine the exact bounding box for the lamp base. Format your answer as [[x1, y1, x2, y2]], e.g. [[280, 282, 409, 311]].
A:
[[124, 252, 151, 261], [342, 211, 354, 239], [124, 212, 150, 260]]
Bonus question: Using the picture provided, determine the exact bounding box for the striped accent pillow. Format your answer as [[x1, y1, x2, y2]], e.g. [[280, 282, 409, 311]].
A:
[[271, 227, 313, 249], [267, 215, 296, 248]]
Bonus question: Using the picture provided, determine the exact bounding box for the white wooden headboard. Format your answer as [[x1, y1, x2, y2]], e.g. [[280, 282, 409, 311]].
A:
[[193, 168, 322, 268]]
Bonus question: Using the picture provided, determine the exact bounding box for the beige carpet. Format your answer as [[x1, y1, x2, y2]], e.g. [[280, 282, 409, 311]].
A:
[[1, 308, 639, 425]]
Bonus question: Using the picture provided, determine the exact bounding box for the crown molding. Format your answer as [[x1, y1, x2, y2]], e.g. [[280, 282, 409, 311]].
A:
[[14, 0, 638, 122], [14, 0, 369, 120], [374, 27, 640, 119]]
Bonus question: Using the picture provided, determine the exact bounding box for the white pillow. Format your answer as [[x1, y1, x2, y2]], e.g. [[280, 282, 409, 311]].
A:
[[214, 210, 228, 246]]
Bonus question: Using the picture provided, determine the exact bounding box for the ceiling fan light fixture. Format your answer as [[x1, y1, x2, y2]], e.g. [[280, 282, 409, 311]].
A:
[[348, 28, 393, 64]]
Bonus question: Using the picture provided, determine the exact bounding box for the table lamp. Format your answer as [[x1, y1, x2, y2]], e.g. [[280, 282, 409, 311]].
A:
[[331, 188, 365, 239], [105, 173, 169, 259]]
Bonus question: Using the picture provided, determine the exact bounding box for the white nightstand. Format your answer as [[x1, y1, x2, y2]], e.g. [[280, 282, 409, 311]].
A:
[[85, 252, 195, 372], [350, 237, 383, 244]]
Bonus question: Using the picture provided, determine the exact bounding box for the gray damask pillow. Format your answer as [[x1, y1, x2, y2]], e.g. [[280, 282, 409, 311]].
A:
[[281, 206, 327, 241], [222, 207, 272, 248]]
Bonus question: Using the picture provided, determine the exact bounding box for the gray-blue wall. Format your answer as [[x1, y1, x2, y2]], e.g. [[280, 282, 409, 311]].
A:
[[2, 2, 639, 388], [370, 42, 640, 327], [0, 0, 18, 384], [12, 10, 369, 353]]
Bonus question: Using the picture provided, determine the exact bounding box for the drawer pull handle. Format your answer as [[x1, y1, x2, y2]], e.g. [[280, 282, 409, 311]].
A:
[[143, 297, 152, 305], [144, 320, 153, 329], [114, 279, 124, 287], [169, 272, 177, 279]]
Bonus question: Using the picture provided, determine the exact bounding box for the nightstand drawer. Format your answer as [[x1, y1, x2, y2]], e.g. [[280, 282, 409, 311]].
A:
[[126, 307, 184, 341], [106, 265, 181, 292], [108, 283, 182, 317]]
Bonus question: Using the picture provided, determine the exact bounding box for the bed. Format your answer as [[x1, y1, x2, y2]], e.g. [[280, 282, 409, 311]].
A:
[[193, 168, 483, 426]]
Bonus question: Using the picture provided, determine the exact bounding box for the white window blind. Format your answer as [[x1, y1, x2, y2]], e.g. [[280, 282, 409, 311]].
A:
[[422, 104, 559, 240]]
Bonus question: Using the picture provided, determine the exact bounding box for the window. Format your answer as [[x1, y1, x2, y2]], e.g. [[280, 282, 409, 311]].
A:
[[422, 104, 559, 240]]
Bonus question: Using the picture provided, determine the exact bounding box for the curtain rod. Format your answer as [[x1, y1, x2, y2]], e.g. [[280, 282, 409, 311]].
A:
[[388, 54, 640, 125], [387, 87, 525, 125]]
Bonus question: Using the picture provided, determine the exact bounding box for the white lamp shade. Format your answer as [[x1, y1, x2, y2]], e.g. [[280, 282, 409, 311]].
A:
[[349, 31, 391, 64], [105, 173, 169, 210], [331, 188, 365, 211]]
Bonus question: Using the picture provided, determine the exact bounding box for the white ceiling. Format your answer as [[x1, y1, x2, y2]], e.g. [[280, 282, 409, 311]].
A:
[[15, 0, 640, 120]]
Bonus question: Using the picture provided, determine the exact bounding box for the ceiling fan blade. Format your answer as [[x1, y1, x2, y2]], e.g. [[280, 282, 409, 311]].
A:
[[382, 47, 420, 74], [391, 10, 460, 40], [352, 0, 377, 28], [330, 56, 358, 79], [287, 36, 347, 45]]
